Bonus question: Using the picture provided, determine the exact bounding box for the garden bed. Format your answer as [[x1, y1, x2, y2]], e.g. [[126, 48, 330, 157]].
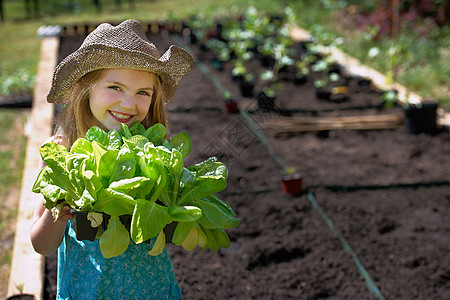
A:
[[43, 27, 450, 299]]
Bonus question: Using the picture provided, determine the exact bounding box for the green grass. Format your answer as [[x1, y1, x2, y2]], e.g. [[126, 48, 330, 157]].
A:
[[0, 108, 28, 299]]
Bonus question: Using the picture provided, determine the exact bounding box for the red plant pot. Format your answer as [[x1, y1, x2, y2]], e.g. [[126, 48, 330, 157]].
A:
[[281, 174, 303, 196], [224, 101, 239, 114]]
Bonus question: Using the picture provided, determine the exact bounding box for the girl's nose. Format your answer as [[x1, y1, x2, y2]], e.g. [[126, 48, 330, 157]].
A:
[[119, 93, 135, 109]]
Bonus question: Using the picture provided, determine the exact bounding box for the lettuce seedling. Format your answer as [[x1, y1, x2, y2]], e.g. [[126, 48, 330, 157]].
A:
[[32, 122, 240, 258]]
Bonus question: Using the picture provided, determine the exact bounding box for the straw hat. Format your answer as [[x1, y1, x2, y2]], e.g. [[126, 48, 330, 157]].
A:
[[47, 19, 195, 104]]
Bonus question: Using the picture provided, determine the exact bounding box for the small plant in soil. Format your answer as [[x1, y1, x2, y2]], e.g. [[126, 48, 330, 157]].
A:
[[281, 167, 303, 197], [223, 90, 239, 114]]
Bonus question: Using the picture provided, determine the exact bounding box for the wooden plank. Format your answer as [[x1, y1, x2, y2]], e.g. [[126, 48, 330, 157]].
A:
[[264, 114, 403, 133], [7, 36, 58, 299]]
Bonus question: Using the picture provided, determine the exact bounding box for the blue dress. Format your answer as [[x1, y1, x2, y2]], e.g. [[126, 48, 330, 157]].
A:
[[57, 220, 182, 299]]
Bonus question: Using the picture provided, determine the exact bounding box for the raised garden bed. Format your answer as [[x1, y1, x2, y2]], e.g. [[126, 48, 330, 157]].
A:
[[42, 24, 450, 299]]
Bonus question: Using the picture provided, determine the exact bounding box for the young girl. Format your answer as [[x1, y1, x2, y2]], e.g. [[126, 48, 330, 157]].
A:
[[30, 19, 194, 299]]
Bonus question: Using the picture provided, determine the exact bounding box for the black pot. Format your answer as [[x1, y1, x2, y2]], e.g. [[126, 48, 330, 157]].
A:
[[6, 294, 35, 300], [260, 55, 275, 68], [238, 81, 255, 98], [103, 214, 176, 244], [403, 102, 439, 135], [314, 88, 331, 100], [255, 91, 276, 111], [291, 74, 308, 85], [72, 211, 177, 243], [71, 211, 98, 242]]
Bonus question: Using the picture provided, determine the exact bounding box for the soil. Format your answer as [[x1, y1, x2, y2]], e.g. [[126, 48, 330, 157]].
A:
[[44, 28, 450, 299]]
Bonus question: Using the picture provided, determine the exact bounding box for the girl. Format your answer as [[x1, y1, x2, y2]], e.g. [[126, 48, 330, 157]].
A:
[[30, 19, 194, 299]]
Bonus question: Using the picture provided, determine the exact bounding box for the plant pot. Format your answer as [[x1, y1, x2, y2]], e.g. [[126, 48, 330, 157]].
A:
[[355, 76, 372, 87], [6, 294, 35, 300], [164, 222, 178, 244], [291, 74, 308, 85], [314, 87, 331, 100], [255, 91, 276, 111], [210, 58, 224, 71], [260, 54, 275, 68], [330, 86, 350, 103], [403, 102, 439, 135], [224, 101, 239, 114], [238, 81, 255, 98], [71, 210, 98, 242], [102, 214, 132, 232], [281, 174, 303, 196], [72, 210, 178, 244]]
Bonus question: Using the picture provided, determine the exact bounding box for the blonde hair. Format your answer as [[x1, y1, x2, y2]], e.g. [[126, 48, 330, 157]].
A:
[[54, 69, 167, 148]]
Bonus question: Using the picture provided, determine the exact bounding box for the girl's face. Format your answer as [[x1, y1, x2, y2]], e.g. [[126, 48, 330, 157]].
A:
[[90, 69, 156, 131]]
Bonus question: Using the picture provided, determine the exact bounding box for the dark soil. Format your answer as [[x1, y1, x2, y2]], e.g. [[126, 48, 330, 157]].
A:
[[44, 28, 450, 299]]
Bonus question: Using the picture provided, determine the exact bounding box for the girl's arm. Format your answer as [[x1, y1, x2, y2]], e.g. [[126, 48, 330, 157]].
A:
[[30, 200, 73, 256]]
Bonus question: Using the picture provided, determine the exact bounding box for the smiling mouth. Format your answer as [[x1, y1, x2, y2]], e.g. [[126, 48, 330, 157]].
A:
[[109, 111, 133, 122]]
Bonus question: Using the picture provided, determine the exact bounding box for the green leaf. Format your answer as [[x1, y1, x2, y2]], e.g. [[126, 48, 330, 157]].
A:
[[157, 147, 184, 179], [104, 130, 122, 150], [40, 142, 68, 167], [40, 181, 68, 209], [129, 122, 146, 136], [144, 123, 167, 145], [119, 123, 132, 139], [94, 188, 136, 215], [85, 126, 107, 144], [168, 205, 202, 222], [178, 158, 228, 204], [172, 222, 194, 245], [181, 226, 199, 251], [97, 149, 119, 186], [72, 189, 95, 211], [39, 143, 80, 200], [32, 166, 51, 193], [82, 167, 103, 198], [210, 228, 231, 248], [99, 215, 130, 258], [170, 132, 191, 159], [108, 177, 150, 199], [109, 147, 136, 183], [123, 135, 150, 153], [147, 231, 166, 256], [70, 138, 93, 155], [130, 200, 170, 243], [194, 195, 240, 229], [201, 227, 219, 251]]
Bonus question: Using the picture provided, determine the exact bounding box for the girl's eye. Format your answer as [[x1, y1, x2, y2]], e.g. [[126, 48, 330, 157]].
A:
[[108, 85, 121, 91], [138, 91, 151, 96]]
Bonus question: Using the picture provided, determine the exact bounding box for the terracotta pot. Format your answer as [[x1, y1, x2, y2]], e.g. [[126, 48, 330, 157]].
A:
[[281, 174, 303, 196], [403, 101, 439, 135], [224, 101, 239, 114]]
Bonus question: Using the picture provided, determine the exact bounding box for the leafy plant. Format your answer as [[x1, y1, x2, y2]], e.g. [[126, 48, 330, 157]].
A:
[[32, 122, 240, 258], [0, 69, 35, 97]]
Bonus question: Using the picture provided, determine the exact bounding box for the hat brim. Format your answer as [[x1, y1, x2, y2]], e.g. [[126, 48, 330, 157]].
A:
[[47, 44, 194, 104]]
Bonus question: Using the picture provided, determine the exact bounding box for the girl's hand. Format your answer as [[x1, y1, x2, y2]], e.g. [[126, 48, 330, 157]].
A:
[[57, 205, 74, 222]]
